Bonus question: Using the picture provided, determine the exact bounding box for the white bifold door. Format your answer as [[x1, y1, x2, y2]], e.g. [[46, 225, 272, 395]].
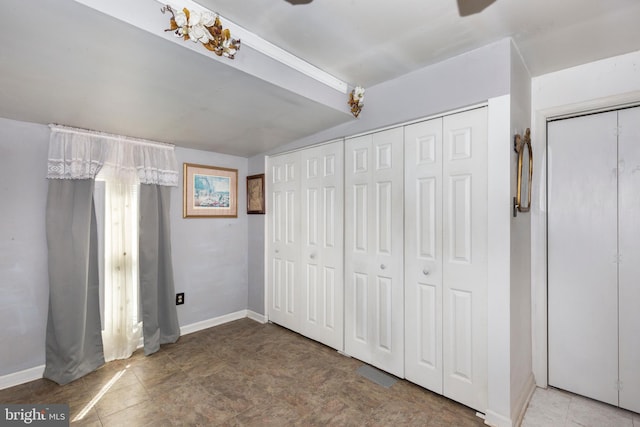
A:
[[267, 141, 344, 351], [404, 107, 488, 412], [618, 107, 640, 413], [548, 106, 640, 413], [299, 142, 344, 350], [344, 127, 405, 377], [268, 150, 302, 333]]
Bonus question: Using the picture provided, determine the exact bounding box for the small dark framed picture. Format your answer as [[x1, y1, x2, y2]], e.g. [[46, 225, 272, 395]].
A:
[[246, 174, 265, 214]]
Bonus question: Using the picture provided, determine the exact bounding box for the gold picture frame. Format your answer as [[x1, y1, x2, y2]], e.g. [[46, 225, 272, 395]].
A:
[[246, 174, 265, 214], [183, 163, 238, 218]]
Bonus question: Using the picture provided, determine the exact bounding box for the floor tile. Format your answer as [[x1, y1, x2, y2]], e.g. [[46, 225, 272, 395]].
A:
[[567, 396, 633, 427], [221, 398, 301, 427], [69, 407, 101, 426], [100, 399, 171, 427], [155, 381, 238, 425], [523, 387, 639, 427], [94, 380, 150, 419]]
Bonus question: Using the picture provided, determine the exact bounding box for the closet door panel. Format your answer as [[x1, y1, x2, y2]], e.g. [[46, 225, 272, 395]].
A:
[[442, 108, 488, 412], [404, 118, 444, 393], [345, 134, 374, 362], [373, 128, 404, 377], [300, 141, 344, 351], [267, 151, 302, 332], [345, 128, 404, 377], [618, 106, 640, 413], [548, 111, 619, 406]]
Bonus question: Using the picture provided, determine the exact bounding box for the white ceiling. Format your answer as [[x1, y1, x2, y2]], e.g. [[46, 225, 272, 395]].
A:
[[0, 0, 638, 157], [201, 0, 640, 87]]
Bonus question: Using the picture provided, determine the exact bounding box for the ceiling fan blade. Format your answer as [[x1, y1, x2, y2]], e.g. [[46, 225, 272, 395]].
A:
[[456, 0, 496, 16], [284, 0, 314, 4]]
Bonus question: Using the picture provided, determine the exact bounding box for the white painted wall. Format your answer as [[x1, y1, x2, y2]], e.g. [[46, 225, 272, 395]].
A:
[[486, 95, 513, 427], [531, 49, 640, 387], [508, 41, 534, 425], [172, 148, 249, 326], [247, 215, 265, 314], [0, 118, 250, 381], [247, 155, 266, 314], [0, 118, 49, 376], [475, 43, 535, 427]]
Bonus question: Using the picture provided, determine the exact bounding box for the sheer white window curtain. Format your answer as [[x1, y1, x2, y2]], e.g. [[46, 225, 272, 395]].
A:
[[101, 178, 142, 361]]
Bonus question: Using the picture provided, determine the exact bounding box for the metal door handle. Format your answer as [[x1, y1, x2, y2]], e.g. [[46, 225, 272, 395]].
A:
[[275, 249, 279, 254], [423, 269, 430, 276], [380, 264, 386, 270], [310, 254, 316, 259]]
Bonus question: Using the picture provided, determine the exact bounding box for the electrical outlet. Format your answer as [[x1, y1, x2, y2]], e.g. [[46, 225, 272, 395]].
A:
[[176, 292, 185, 305]]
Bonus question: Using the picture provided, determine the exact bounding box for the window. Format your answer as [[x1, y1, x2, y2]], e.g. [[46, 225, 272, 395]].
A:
[[96, 178, 142, 361]]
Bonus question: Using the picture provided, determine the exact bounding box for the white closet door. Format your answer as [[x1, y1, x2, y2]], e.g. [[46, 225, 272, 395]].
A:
[[300, 141, 344, 351], [345, 127, 404, 377], [618, 106, 640, 413], [548, 111, 619, 406], [267, 151, 302, 333], [442, 108, 488, 411], [404, 118, 444, 393]]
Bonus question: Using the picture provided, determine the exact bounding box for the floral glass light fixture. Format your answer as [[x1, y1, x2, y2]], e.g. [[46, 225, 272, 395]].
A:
[[348, 86, 365, 118], [162, 5, 241, 59]]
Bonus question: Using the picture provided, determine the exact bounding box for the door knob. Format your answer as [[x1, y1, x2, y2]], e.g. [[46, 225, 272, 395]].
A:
[[310, 253, 316, 259], [380, 264, 386, 270], [275, 249, 279, 254], [423, 269, 430, 276]]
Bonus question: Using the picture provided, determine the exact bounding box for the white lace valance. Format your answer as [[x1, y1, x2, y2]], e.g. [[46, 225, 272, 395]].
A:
[[47, 125, 179, 187]]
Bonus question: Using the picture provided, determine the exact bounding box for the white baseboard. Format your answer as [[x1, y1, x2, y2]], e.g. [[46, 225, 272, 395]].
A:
[[1, 310, 268, 390], [180, 309, 251, 335], [514, 373, 536, 427], [246, 310, 267, 324], [484, 410, 513, 427], [0, 365, 45, 391], [484, 373, 536, 427]]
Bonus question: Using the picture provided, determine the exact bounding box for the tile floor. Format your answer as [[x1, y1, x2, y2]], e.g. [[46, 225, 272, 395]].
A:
[[0, 319, 485, 426], [3, 318, 637, 426], [522, 386, 640, 427]]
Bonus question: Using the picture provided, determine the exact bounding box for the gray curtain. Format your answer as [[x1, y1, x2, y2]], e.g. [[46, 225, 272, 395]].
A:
[[44, 179, 105, 385], [139, 184, 180, 355]]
